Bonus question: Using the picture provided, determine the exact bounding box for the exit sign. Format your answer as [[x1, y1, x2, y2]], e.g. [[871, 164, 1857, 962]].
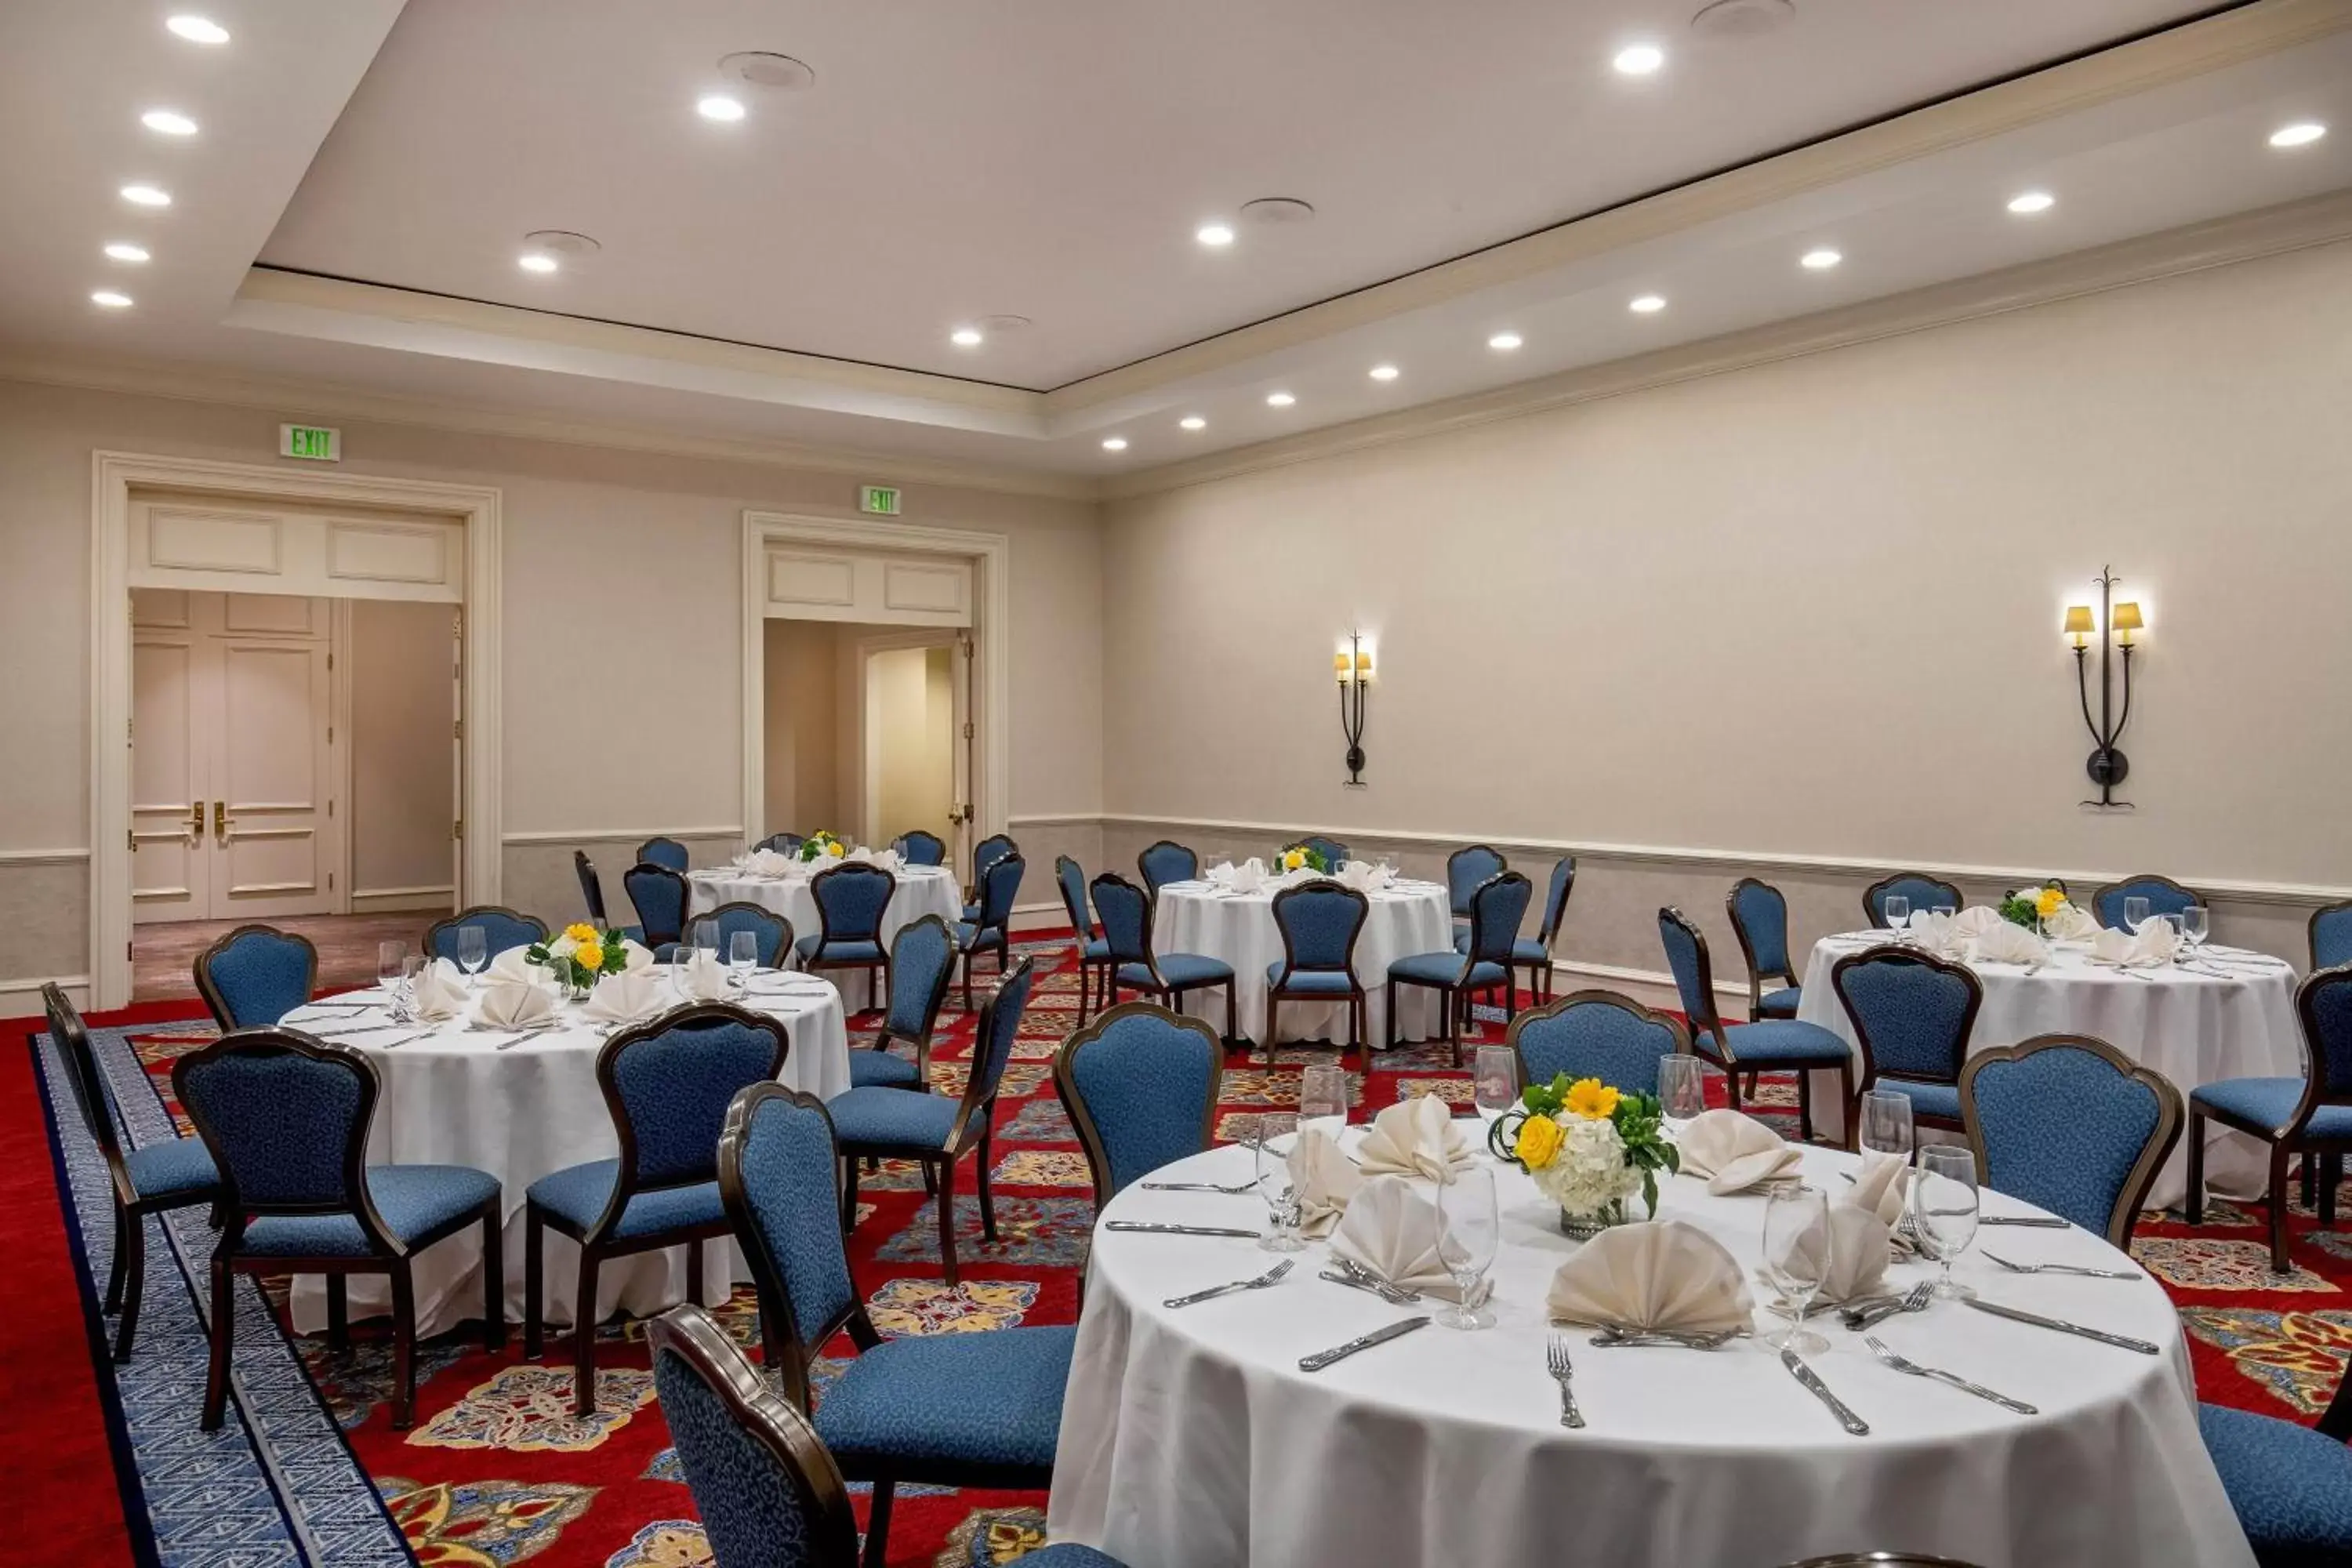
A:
[[280, 423, 341, 462], [859, 484, 902, 516]]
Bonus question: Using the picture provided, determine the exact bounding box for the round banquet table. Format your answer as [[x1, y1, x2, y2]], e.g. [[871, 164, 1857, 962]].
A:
[[280, 973, 850, 1339], [1047, 1134, 2252, 1568], [689, 862, 963, 1009], [1795, 933, 2302, 1208], [1152, 877, 1452, 1047]]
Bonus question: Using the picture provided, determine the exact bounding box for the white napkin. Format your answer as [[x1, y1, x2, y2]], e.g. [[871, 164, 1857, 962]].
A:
[[620, 938, 657, 973], [1675, 1109, 1802, 1196], [583, 967, 662, 1022], [1949, 905, 2005, 938], [1544, 1220, 1754, 1334], [1207, 858, 1267, 894], [672, 948, 732, 1001], [2092, 922, 2179, 968], [1287, 1128, 1363, 1239], [475, 980, 555, 1029], [1973, 920, 2050, 966], [1334, 858, 1395, 895], [411, 957, 468, 1021], [1846, 1152, 1911, 1227], [487, 946, 538, 985], [1355, 1096, 1475, 1181], [746, 848, 795, 877], [1784, 1203, 1894, 1306], [1904, 909, 1959, 956], [1329, 1175, 1475, 1302], [2045, 903, 2101, 942]]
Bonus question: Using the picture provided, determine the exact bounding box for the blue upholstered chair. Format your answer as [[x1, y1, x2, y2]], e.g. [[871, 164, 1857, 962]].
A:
[[1461, 855, 1577, 998], [1960, 1033, 2182, 1247], [964, 833, 1018, 921], [1057, 855, 1113, 1025], [1446, 844, 1508, 930], [827, 959, 1036, 1286], [637, 836, 691, 873], [2090, 873, 2205, 931], [1283, 834, 1351, 869], [42, 983, 220, 1363], [849, 916, 954, 1091], [894, 829, 946, 867], [1093, 873, 1236, 1040], [1138, 839, 1200, 899], [2316, 903, 2352, 972], [623, 862, 691, 955], [701, 902, 793, 969], [1506, 989, 1689, 1098], [1658, 906, 1853, 1141], [1831, 946, 1982, 1140], [1863, 873, 1962, 929], [575, 850, 611, 924], [425, 906, 550, 964], [1055, 1003, 1225, 1206], [1727, 877, 1802, 1022], [716, 1069, 1108, 1568], [194, 923, 318, 1029], [524, 1003, 790, 1416], [755, 831, 805, 856], [955, 851, 1025, 1012], [795, 862, 895, 1000], [2188, 966, 2352, 1271], [172, 1030, 501, 1430], [1266, 880, 1370, 1060], [2198, 1363, 2352, 1568], [1390, 870, 1531, 1065]]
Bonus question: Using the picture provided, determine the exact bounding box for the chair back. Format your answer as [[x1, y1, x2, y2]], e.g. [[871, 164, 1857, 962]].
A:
[[42, 982, 129, 1174], [624, 863, 691, 946], [1465, 870, 1534, 968], [1271, 880, 1370, 989], [2297, 964, 2352, 1102], [1507, 990, 1688, 1096], [1056, 1003, 1224, 1203], [1782, 1556, 1987, 1568], [1055, 855, 1095, 942], [2090, 873, 2203, 931], [718, 1086, 863, 1406], [1864, 873, 1962, 929], [1138, 840, 1200, 896], [1090, 873, 1156, 971], [2311, 902, 2352, 971], [1656, 907, 1723, 1041], [425, 906, 549, 964], [702, 902, 792, 968], [895, 829, 946, 867], [646, 1305, 861, 1568], [194, 924, 318, 1030], [951, 958, 1036, 1146], [1535, 855, 1578, 944], [755, 832, 805, 856], [880, 916, 955, 1053], [1727, 878, 1794, 982], [971, 833, 1018, 890], [971, 851, 1025, 929], [172, 1030, 380, 1229], [809, 862, 895, 946], [598, 1004, 790, 1196], [1284, 834, 1350, 868], [1832, 946, 1981, 1088], [637, 836, 691, 873], [1446, 845, 1508, 919], [1958, 1033, 2181, 1247], [575, 850, 610, 924]]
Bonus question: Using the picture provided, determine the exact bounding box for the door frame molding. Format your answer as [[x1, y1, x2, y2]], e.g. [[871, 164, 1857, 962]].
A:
[[740, 510, 1007, 855], [90, 451, 502, 1007]]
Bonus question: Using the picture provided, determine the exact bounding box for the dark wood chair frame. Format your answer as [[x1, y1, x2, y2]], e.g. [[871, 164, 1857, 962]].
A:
[[1726, 877, 1802, 1024], [1137, 839, 1201, 899], [637, 835, 691, 871], [1054, 1001, 1226, 1210], [173, 1029, 501, 1431], [1830, 944, 1984, 1146], [800, 862, 898, 1006], [193, 922, 319, 1031], [1502, 987, 1690, 1096], [866, 914, 955, 1093], [2088, 872, 2207, 930], [525, 1002, 791, 1417], [1265, 879, 1371, 1064], [967, 833, 1018, 906], [575, 849, 612, 925], [956, 853, 1024, 1012], [1663, 906, 1850, 1143], [1861, 872, 1963, 930], [1519, 856, 1578, 1005], [423, 904, 550, 963], [622, 862, 692, 950], [1391, 870, 1529, 1065], [2187, 964, 2352, 1271], [1094, 871, 1238, 1043], [697, 901, 796, 971], [1055, 855, 1113, 1026], [1960, 1032, 2183, 1251]]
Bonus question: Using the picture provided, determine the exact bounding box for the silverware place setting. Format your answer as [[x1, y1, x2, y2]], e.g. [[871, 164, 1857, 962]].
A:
[[1139, 1178, 1259, 1195], [1982, 1250, 2141, 1281], [1544, 1335, 1586, 1428], [1332, 1254, 1423, 1304], [1864, 1335, 2039, 1414], [1318, 1264, 1423, 1306], [1104, 1221, 1264, 1240], [1781, 1347, 1871, 1435], [1588, 1325, 1742, 1350], [1963, 1297, 2161, 1354], [1163, 1259, 1294, 1309], [1841, 1280, 1933, 1330], [1298, 1316, 1431, 1373], [1978, 1213, 2070, 1229]]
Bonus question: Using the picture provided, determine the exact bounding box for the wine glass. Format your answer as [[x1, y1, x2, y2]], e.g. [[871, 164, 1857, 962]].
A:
[[2123, 895, 2151, 935], [670, 938, 696, 999], [2183, 906, 2210, 950], [1472, 1047, 1518, 1132], [1657, 1054, 1707, 1136], [1857, 1088, 1915, 1164], [728, 930, 760, 991], [1298, 1064, 1349, 1138], [1254, 1134, 1304, 1254], [1882, 895, 1910, 940], [393, 953, 423, 1023], [1761, 1183, 1832, 1354], [1915, 1145, 1980, 1300], [1932, 904, 1957, 920], [456, 925, 488, 985], [377, 938, 407, 1000], [692, 919, 720, 959], [1434, 1164, 1499, 1330]]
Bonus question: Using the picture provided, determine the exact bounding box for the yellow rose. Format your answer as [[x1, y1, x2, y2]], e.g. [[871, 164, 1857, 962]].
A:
[[2036, 887, 2067, 920], [1563, 1077, 1621, 1121], [574, 941, 605, 972], [1282, 848, 1305, 871], [826, 840, 845, 857], [1515, 1113, 1564, 1171], [564, 922, 597, 944]]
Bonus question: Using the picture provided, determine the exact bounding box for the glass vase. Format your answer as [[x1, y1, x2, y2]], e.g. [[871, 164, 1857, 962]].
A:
[[1559, 1196, 1638, 1240]]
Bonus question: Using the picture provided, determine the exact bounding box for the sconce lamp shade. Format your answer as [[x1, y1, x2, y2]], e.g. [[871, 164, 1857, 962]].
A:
[[1334, 651, 1352, 683], [2063, 605, 2096, 638], [2111, 601, 2143, 634], [1353, 650, 1373, 680]]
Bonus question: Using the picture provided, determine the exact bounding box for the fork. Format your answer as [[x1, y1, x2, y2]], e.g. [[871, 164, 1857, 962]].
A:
[[1335, 1254, 1423, 1305], [1982, 1250, 2141, 1281], [1140, 1178, 1258, 1195], [1864, 1335, 2039, 1414], [1842, 1280, 1933, 1330], [1545, 1335, 1585, 1428], [1163, 1259, 1294, 1309]]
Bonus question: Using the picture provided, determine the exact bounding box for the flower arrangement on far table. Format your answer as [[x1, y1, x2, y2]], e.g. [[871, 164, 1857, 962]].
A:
[[797, 830, 849, 863], [1490, 1075, 1679, 1236], [528, 923, 630, 1000], [1276, 844, 1330, 874], [1998, 882, 2072, 931]]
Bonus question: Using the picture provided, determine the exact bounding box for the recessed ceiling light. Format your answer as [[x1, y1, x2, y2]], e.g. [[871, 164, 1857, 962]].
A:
[[1800, 248, 1842, 270], [2006, 190, 2055, 215], [950, 326, 984, 347], [1487, 332, 1523, 351], [1629, 293, 1667, 314], [1196, 222, 1236, 248], [103, 242, 151, 263], [1613, 43, 1665, 75], [1101, 437, 1129, 452], [141, 109, 198, 136], [517, 252, 558, 274], [120, 183, 171, 207], [166, 14, 229, 44], [1179, 416, 1206, 431], [697, 93, 747, 122], [91, 290, 133, 309], [1265, 391, 1295, 407], [1369, 364, 1400, 382], [2270, 121, 2327, 149]]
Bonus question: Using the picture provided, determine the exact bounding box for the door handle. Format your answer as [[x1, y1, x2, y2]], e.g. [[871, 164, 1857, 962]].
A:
[[212, 800, 230, 843], [188, 801, 205, 843]]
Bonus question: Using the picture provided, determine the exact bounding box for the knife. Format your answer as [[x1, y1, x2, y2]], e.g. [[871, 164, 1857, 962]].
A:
[[1781, 1348, 1871, 1435], [1965, 1298, 2161, 1354], [1299, 1315, 1432, 1372], [1318, 1269, 1426, 1305], [1979, 1214, 2070, 1229], [1104, 1221, 1263, 1239]]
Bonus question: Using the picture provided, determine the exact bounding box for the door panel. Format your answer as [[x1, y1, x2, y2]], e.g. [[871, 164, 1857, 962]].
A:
[[215, 639, 333, 918], [130, 633, 207, 922]]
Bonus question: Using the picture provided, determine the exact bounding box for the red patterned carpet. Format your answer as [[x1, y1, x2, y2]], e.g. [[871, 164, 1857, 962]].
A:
[[18, 943, 2352, 1565]]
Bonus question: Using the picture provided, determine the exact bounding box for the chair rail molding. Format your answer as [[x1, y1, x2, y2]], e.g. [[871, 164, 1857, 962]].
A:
[[502, 826, 747, 845]]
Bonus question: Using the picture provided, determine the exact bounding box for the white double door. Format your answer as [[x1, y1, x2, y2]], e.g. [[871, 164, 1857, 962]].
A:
[[132, 590, 339, 923]]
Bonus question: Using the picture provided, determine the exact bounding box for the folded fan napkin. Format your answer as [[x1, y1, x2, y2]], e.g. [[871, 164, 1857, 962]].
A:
[[1329, 1174, 1475, 1301], [746, 848, 796, 877], [1846, 1152, 1911, 1227], [485, 946, 538, 985], [1287, 1128, 1363, 1238], [1545, 1220, 1754, 1335], [1904, 909, 1959, 956], [1334, 858, 1394, 894], [475, 980, 555, 1030], [411, 958, 469, 1021], [1206, 858, 1267, 894], [2092, 922, 2179, 968], [1355, 1096, 1475, 1181], [1972, 920, 2050, 966], [620, 938, 657, 973], [673, 949, 731, 1002], [2045, 903, 2101, 942], [583, 967, 662, 1022], [1675, 1109, 1802, 1196], [1950, 906, 2005, 937], [1782, 1203, 1894, 1306]]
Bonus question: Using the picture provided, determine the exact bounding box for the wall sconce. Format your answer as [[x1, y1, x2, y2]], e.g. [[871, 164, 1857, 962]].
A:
[[2063, 567, 2146, 809], [1335, 633, 1373, 786]]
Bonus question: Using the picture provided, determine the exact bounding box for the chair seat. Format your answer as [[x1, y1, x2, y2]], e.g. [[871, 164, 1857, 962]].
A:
[[1024, 1548, 1127, 1567], [2198, 1402, 2352, 1563], [848, 1047, 924, 1089], [527, 1159, 725, 1240], [1756, 985, 1802, 1018], [1119, 953, 1234, 990], [1452, 931, 1552, 967], [796, 935, 886, 966], [1877, 1079, 1963, 1123], [1078, 935, 1111, 963], [124, 1135, 220, 1203], [963, 902, 984, 924], [955, 921, 1007, 955], [2193, 1078, 2352, 1140], [1268, 964, 1356, 996], [1721, 1018, 1852, 1065], [815, 1325, 1077, 1475], [241, 1164, 498, 1257], [828, 1085, 961, 1150], [1388, 952, 1505, 989]]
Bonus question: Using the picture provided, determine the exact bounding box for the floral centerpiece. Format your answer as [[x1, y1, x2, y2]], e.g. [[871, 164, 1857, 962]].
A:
[[527, 923, 630, 1000], [797, 830, 849, 864], [1489, 1075, 1679, 1237], [1998, 881, 2071, 931], [1276, 844, 1330, 875]]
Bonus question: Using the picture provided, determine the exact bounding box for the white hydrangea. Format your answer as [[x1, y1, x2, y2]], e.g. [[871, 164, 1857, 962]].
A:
[[548, 934, 579, 959], [1530, 1116, 1641, 1218]]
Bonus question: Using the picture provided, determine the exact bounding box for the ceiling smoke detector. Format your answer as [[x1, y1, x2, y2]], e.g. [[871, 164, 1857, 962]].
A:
[[719, 52, 817, 93], [1690, 0, 1795, 38], [1240, 197, 1316, 227], [523, 230, 602, 258]]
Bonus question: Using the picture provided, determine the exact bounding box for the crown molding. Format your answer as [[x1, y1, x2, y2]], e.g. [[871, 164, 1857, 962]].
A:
[[1103, 187, 2352, 501]]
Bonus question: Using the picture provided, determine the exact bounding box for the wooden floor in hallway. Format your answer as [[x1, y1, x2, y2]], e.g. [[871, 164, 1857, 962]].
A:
[[132, 911, 454, 1003]]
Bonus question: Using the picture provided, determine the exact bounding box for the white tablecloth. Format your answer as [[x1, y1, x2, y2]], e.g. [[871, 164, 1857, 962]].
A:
[[281, 974, 850, 1338], [690, 863, 963, 1009], [1152, 879, 1453, 1047], [1796, 935, 2303, 1207], [1049, 1137, 2251, 1568]]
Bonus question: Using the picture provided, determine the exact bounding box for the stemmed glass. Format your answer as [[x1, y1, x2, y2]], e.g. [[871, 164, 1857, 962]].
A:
[[2123, 895, 2151, 935], [1433, 1164, 1499, 1330], [394, 954, 423, 1023], [728, 930, 760, 991], [1915, 1145, 1980, 1300], [1254, 1134, 1304, 1254], [693, 920, 720, 960], [1761, 1183, 1832, 1354], [1882, 895, 1910, 941], [378, 938, 407, 999], [1657, 1054, 1707, 1137], [2183, 906, 2211, 951], [1298, 1064, 1349, 1138], [1472, 1046, 1518, 1134], [1857, 1088, 1915, 1164], [671, 939, 696, 1000], [456, 926, 488, 986]]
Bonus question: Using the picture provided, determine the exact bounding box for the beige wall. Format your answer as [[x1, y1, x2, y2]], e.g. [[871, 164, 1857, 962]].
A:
[[349, 597, 458, 910]]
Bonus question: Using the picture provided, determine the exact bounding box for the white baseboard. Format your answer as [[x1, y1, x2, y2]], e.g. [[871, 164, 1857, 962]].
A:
[[0, 974, 90, 1019], [350, 885, 456, 913]]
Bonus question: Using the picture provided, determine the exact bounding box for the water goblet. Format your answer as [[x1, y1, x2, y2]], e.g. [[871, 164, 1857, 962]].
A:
[[1254, 1134, 1305, 1254], [1761, 1183, 1832, 1354], [1916, 1145, 1980, 1300], [1298, 1064, 1349, 1138], [378, 938, 408, 998], [394, 953, 423, 1023], [1472, 1046, 1518, 1132], [456, 926, 488, 985], [692, 919, 720, 960], [2183, 906, 2211, 949], [1882, 895, 1910, 939], [1932, 904, 1957, 920], [2123, 895, 2151, 935], [1657, 1054, 1708, 1136], [728, 930, 760, 990], [1434, 1164, 1500, 1330], [1857, 1088, 1915, 1164], [671, 939, 696, 999]]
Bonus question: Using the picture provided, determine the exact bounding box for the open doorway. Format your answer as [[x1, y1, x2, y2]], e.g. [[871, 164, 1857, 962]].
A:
[[760, 621, 967, 855]]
